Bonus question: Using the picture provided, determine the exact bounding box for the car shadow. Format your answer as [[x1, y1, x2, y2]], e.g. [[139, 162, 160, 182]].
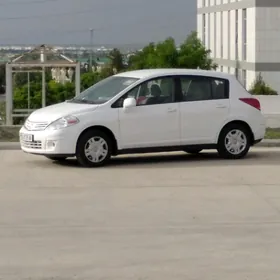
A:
[[49, 149, 280, 169]]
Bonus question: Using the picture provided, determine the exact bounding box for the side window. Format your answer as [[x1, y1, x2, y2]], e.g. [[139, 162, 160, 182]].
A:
[[111, 86, 139, 108], [211, 78, 229, 99], [180, 76, 229, 102], [135, 77, 175, 106], [181, 76, 212, 102], [113, 76, 175, 107]]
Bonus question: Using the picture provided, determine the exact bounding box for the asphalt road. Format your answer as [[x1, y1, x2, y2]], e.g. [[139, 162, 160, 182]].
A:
[[1, 148, 280, 279]]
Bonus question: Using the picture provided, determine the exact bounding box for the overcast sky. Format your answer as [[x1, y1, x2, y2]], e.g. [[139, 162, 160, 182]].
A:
[[0, 0, 196, 46]]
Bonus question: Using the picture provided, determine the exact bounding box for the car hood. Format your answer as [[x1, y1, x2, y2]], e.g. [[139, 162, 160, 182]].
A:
[[28, 101, 99, 123]]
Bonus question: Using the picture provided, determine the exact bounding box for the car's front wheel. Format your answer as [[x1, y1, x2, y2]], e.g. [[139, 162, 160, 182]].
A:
[[76, 129, 112, 167], [217, 123, 251, 159]]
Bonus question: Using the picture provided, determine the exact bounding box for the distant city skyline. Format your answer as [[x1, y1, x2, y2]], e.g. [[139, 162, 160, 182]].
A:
[[0, 0, 196, 46]]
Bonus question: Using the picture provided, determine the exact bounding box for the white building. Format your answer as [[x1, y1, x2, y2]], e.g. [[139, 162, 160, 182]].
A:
[[197, 0, 280, 93]]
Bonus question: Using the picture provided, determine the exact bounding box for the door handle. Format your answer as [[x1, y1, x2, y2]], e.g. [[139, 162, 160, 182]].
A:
[[167, 108, 177, 113], [216, 104, 226, 108]]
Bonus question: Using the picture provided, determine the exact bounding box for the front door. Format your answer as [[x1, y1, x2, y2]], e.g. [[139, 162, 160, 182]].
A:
[[117, 76, 181, 149], [178, 75, 230, 144]]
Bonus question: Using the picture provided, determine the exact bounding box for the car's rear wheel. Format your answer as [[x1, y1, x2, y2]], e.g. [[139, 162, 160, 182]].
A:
[[217, 123, 251, 159], [184, 148, 202, 154], [76, 129, 112, 167], [45, 156, 67, 161]]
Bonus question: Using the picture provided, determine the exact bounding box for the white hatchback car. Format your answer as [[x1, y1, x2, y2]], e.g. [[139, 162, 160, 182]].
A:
[[20, 69, 266, 167]]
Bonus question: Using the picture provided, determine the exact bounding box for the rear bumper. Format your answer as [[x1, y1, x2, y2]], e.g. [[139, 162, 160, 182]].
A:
[[252, 139, 263, 146], [252, 124, 266, 142]]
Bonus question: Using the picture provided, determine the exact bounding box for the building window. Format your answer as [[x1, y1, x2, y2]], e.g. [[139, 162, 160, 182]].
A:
[[235, 9, 239, 60], [228, 10, 230, 59], [242, 69, 247, 88], [235, 68, 238, 78], [221, 66, 224, 72], [242, 9, 247, 61], [202, 14, 206, 44], [208, 13, 210, 48], [221, 11, 223, 58], [214, 12, 216, 57], [203, 0, 206, 7]]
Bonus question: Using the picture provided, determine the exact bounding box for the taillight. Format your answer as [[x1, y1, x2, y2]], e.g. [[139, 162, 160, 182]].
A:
[[239, 97, 261, 111]]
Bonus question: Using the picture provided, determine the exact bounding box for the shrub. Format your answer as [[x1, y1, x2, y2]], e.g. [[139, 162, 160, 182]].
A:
[[249, 73, 277, 95]]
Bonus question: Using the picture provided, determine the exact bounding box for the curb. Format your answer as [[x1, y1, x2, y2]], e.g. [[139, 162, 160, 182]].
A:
[[0, 142, 20, 150], [1, 140, 280, 150], [255, 139, 280, 147]]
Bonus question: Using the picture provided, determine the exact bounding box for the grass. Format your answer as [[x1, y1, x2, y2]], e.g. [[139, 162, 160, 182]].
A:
[[265, 128, 280, 139], [0, 126, 20, 142]]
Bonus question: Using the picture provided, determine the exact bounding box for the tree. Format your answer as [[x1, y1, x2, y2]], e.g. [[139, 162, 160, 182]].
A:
[[0, 64, 5, 94], [177, 31, 217, 70], [80, 72, 101, 91], [13, 70, 52, 88], [99, 67, 115, 79], [155, 37, 179, 68], [249, 73, 277, 95], [47, 80, 75, 104], [13, 80, 43, 110], [128, 32, 217, 70], [108, 48, 125, 73], [9, 31, 221, 110], [128, 39, 178, 70], [0, 64, 5, 84]]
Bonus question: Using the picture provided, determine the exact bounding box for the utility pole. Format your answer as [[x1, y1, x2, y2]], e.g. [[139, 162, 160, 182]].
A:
[[89, 28, 94, 72]]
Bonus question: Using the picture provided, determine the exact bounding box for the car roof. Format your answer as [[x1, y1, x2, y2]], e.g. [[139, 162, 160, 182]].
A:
[[115, 68, 234, 80]]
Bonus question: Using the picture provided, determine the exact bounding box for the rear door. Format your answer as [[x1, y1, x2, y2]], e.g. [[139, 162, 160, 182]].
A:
[[178, 75, 230, 144]]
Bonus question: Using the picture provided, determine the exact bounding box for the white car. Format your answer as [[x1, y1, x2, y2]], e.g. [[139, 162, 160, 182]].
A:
[[19, 68, 266, 167]]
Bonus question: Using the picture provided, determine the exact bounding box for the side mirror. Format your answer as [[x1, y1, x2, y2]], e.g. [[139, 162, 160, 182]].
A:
[[123, 97, 136, 110]]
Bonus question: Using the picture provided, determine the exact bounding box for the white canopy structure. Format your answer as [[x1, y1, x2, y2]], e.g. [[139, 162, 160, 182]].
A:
[[5, 44, 81, 125]]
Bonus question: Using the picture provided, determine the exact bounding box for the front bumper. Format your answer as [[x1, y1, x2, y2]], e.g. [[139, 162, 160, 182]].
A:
[[19, 126, 78, 155]]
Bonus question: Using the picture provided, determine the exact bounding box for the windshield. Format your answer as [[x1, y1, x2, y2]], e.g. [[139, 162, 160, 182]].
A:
[[70, 76, 139, 104]]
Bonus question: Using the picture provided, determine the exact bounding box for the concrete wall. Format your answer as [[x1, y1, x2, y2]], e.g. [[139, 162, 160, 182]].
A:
[[256, 96, 280, 128], [197, 1, 280, 94], [255, 7, 280, 93], [197, 2, 257, 90], [256, 7, 280, 64], [256, 96, 280, 114]]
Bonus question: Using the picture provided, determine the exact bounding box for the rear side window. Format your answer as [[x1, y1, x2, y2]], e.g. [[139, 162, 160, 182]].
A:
[[211, 78, 229, 99], [179, 76, 229, 101]]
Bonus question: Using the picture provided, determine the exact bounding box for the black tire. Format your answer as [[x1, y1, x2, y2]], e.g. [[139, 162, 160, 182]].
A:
[[217, 123, 251, 159], [45, 156, 67, 161], [184, 148, 203, 154], [76, 129, 112, 167]]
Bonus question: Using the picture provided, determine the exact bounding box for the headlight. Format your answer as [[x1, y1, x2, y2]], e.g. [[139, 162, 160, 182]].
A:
[[46, 115, 79, 131]]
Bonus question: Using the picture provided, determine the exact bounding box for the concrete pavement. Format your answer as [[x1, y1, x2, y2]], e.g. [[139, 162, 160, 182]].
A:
[[0, 142, 20, 150], [1, 148, 280, 279]]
